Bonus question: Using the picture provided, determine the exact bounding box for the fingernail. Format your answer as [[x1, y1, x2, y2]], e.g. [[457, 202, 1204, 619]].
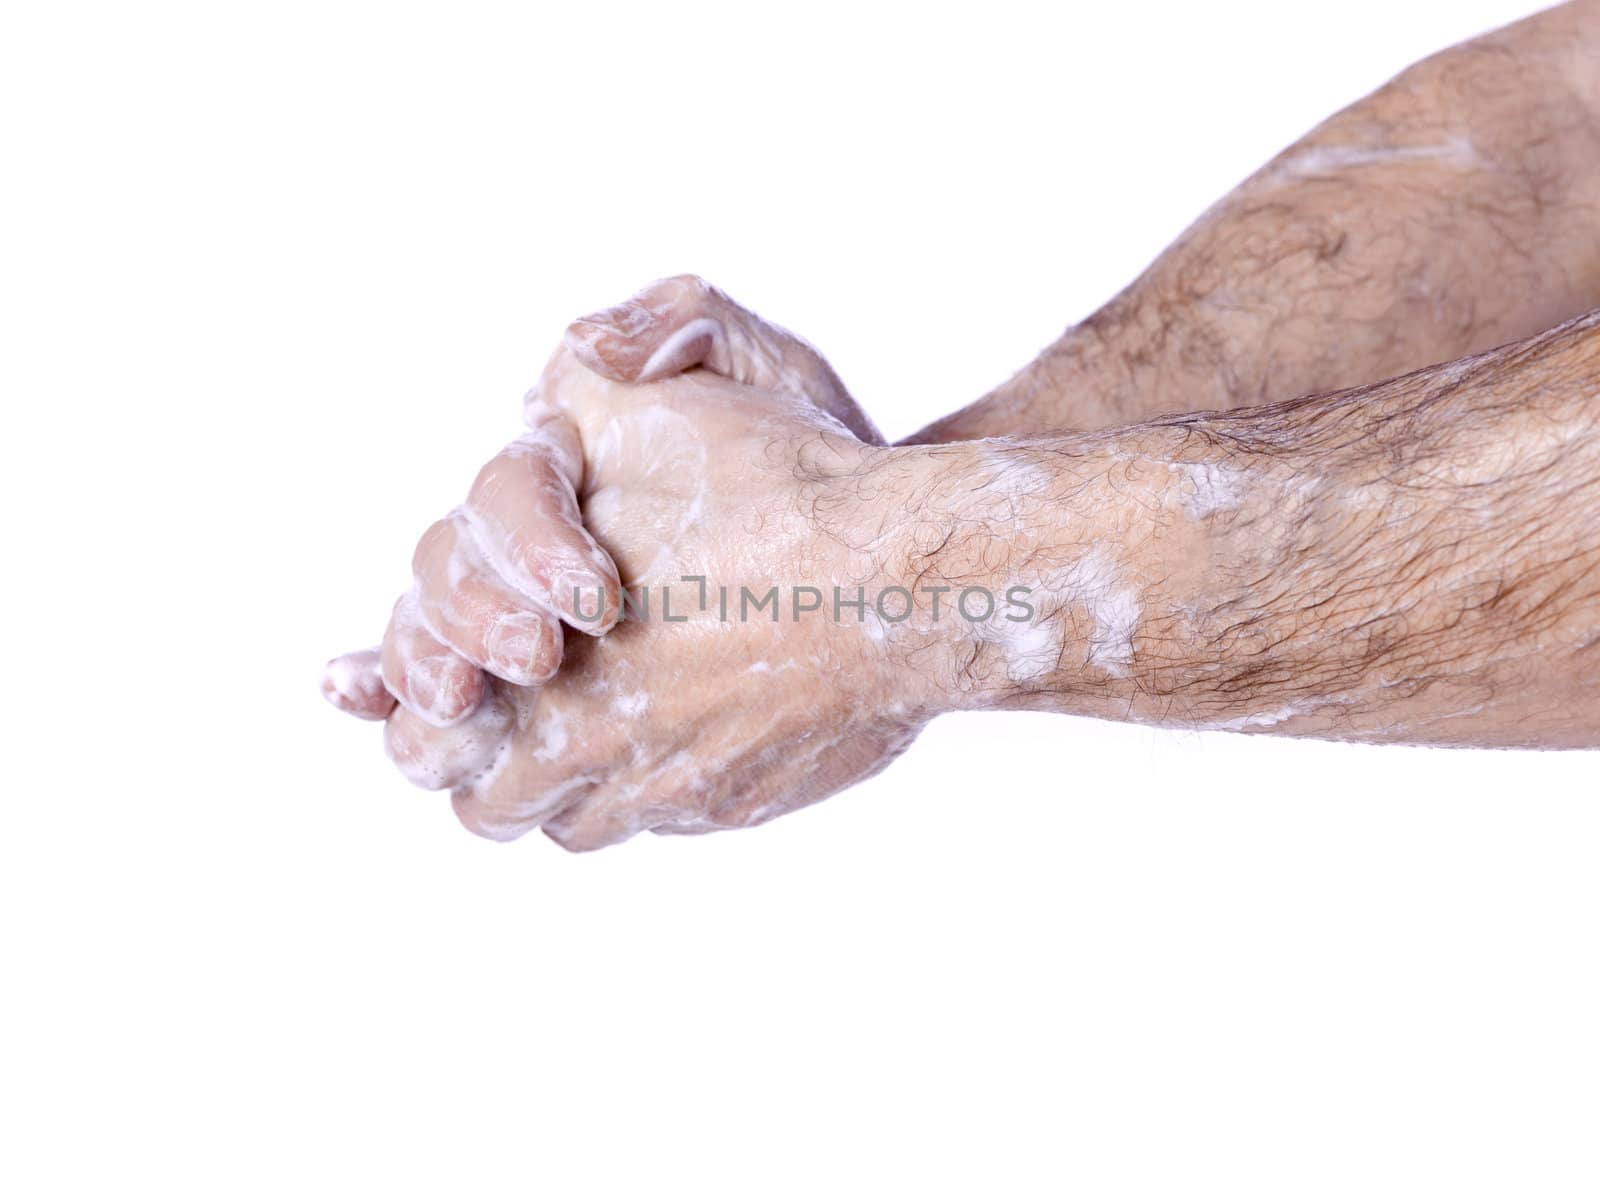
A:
[[570, 299, 654, 339], [486, 613, 554, 684], [405, 656, 472, 727], [554, 569, 610, 628]]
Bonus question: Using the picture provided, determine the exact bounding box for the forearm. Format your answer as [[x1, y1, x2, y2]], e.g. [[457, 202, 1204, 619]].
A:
[[872, 309, 1600, 747], [907, 0, 1600, 443]]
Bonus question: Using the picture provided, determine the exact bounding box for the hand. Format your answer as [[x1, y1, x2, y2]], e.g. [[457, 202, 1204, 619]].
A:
[[325, 278, 928, 849], [321, 276, 883, 726]]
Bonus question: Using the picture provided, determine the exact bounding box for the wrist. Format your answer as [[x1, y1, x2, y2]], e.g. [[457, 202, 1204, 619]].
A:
[[838, 436, 1180, 720]]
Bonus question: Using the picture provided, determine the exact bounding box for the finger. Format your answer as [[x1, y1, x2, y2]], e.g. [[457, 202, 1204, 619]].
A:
[[451, 729, 601, 838], [563, 274, 884, 443], [383, 686, 513, 793], [451, 789, 543, 843], [461, 417, 624, 634], [412, 513, 563, 686], [451, 711, 602, 843], [319, 647, 395, 720], [381, 592, 485, 727], [540, 790, 657, 853]]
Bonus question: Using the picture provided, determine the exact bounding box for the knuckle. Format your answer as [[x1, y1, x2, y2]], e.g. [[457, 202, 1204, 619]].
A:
[[412, 519, 455, 577], [451, 789, 530, 843], [541, 823, 594, 853], [468, 454, 518, 507], [390, 589, 418, 625], [663, 272, 711, 294], [383, 721, 447, 791], [538, 800, 606, 852], [661, 274, 726, 313]]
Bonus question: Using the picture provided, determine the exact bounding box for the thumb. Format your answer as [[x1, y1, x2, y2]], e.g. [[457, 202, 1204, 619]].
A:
[[562, 275, 883, 444]]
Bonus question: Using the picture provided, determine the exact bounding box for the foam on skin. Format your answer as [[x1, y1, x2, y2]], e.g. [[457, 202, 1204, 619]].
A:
[[388, 592, 481, 726], [384, 685, 515, 792], [319, 648, 389, 719], [1274, 137, 1481, 179]]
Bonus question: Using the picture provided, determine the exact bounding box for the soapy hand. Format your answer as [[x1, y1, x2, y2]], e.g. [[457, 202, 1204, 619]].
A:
[[322, 277, 883, 725], [323, 278, 924, 849]]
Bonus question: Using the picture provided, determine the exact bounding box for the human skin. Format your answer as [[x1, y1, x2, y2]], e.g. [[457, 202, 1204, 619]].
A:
[[329, 0, 1600, 726], [325, 304, 1600, 848], [346, 333, 923, 848], [321, 3, 1600, 847], [319, 279, 885, 730], [912, 0, 1600, 440]]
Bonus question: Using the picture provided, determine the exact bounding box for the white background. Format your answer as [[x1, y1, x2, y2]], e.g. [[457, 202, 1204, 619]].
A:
[[5, 1, 1597, 1195]]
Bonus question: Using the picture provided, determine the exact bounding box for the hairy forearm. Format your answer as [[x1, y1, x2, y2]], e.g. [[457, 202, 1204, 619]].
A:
[[907, 0, 1600, 443], [868, 309, 1600, 746]]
